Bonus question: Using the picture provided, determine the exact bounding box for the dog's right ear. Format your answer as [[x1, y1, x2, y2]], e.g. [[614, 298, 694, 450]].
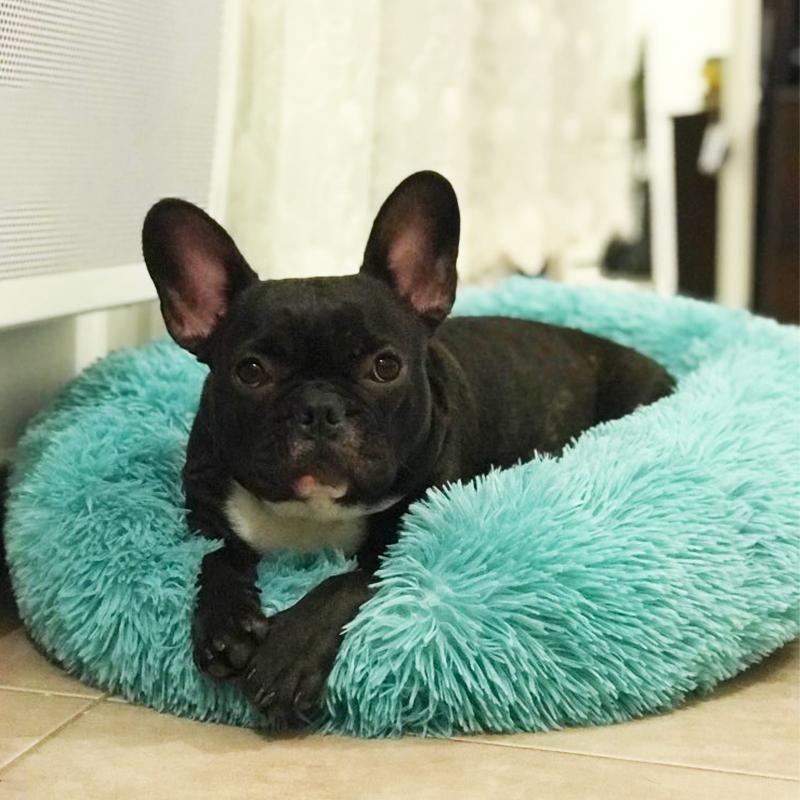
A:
[[142, 199, 258, 357]]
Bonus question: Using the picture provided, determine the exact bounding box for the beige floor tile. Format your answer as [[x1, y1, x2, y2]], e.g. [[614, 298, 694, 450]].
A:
[[457, 641, 800, 780], [0, 567, 101, 698], [0, 688, 94, 770], [0, 701, 796, 800], [0, 627, 103, 698]]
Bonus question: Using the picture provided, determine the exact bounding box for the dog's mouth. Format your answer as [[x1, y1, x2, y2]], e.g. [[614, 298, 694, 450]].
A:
[[239, 437, 400, 510], [292, 473, 349, 503], [289, 470, 404, 517], [244, 465, 403, 519]]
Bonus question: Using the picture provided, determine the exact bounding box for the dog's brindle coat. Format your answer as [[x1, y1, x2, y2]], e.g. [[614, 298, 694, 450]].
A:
[[142, 171, 674, 726]]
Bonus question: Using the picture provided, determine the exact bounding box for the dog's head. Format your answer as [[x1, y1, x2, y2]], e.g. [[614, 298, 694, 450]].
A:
[[142, 171, 459, 511]]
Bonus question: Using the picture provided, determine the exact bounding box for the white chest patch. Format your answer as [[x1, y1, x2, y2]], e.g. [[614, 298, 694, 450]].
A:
[[224, 481, 368, 555]]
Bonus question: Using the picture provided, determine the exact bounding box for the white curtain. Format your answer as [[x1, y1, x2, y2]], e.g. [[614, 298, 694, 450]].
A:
[[226, 0, 636, 284]]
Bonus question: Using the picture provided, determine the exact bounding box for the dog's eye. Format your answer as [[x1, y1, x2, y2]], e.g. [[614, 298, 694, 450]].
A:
[[235, 358, 269, 387], [371, 353, 402, 383]]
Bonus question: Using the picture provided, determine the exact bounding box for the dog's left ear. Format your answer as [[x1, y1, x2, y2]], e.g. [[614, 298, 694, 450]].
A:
[[361, 170, 459, 327]]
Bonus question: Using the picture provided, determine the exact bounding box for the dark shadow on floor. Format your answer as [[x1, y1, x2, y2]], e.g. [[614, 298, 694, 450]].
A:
[[0, 461, 21, 630]]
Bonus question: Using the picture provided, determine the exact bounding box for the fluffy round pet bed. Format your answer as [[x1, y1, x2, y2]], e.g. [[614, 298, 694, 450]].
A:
[[6, 278, 799, 736]]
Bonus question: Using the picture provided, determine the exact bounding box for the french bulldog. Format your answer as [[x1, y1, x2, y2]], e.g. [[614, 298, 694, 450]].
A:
[[142, 171, 674, 727]]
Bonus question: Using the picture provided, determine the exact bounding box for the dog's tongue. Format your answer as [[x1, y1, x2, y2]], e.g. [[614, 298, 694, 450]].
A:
[[293, 474, 347, 501]]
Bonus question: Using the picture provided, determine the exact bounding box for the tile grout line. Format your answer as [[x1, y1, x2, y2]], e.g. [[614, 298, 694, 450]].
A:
[[0, 683, 102, 701], [0, 692, 109, 777], [446, 736, 800, 783], [0, 689, 794, 784]]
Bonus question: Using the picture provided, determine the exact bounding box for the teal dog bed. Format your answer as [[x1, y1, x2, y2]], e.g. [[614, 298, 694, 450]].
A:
[[6, 278, 799, 736]]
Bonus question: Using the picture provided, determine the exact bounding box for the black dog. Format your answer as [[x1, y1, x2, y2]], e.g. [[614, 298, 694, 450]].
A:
[[142, 171, 674, 726]]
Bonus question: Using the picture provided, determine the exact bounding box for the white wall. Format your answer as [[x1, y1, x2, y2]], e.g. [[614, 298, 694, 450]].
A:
[[716, 0, 761, 308]]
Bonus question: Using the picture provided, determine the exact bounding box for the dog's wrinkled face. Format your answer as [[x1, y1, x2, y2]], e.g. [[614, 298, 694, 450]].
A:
[[205, 275, 430, 507], [142, 171, 460, 510]]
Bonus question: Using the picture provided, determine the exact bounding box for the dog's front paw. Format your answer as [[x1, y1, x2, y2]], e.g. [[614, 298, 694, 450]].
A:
[[241, 607, 339, 727], [193, 589, 270, 680]]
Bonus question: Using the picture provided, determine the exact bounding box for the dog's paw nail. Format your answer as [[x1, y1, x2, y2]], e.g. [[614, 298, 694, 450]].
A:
[[258, 690, 276, 709], [292, 690, 314, 721]]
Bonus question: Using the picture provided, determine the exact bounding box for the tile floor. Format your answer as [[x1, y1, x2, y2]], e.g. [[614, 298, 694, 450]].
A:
[[0, 571, 797, 800]]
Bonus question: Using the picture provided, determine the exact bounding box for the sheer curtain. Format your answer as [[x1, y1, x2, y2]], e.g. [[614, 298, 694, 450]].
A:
[[226, 0, 635, 283]]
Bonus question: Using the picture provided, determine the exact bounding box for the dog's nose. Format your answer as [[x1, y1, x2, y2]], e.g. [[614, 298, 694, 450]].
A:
[[297, 387, 346, 438]]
